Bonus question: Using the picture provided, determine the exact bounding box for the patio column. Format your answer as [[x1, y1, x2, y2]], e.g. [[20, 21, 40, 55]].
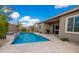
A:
[[50, 24, 53, 34]]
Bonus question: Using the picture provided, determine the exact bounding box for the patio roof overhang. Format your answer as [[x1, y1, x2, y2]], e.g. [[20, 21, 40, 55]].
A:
[[45, 18, 59, 25], [41, 6, 79, 24]]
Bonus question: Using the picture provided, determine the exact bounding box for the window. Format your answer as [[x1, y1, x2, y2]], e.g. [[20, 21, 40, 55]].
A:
[[74, 16, 79, 32], [39, 25, 41, 30], [66, 16, 79, 33], [67, 17, 74, 31]]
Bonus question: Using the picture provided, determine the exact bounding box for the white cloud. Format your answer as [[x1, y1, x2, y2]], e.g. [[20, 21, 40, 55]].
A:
[[19, 16, 40, 27], [9, 12, 20, 19], [21, 23, 29, 27], [19, 16, 30, 21], [54, 5, 69, 9], [28, 19, 39, 26]]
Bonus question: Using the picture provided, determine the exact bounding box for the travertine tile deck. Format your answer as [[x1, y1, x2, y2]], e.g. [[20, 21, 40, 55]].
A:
[[0, 32, 79, 53]]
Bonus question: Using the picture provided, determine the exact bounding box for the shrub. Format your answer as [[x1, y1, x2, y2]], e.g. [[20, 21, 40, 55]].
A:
[[0, 15, 8, 39], [22, 28, 26, 32], [26, 29, 29, 32], [60, 38, 69, 41], [30, 25, 35, 32]]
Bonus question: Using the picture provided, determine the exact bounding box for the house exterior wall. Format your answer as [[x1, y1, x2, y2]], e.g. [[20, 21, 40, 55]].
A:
[[38, 23, 46, 33], [59, 11, 79, 43], [45, 24, 50, 30], [38, 23, 51, 33], [44, 24, 51, 33]]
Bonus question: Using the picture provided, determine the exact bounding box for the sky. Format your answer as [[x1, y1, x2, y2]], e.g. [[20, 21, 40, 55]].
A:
[[3, 5, 77, 27]]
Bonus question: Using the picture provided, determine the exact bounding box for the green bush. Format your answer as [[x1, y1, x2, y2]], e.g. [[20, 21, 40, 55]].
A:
[[30, 25, 35, 32], [60, 38, 69, 41], [22, 28, 26, 32], [0, 33, 6, 39], [0, 15, 8, 39]]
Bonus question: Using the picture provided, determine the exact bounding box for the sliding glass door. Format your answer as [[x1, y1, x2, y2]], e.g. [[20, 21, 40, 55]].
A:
[[52, 24, 59, 34]]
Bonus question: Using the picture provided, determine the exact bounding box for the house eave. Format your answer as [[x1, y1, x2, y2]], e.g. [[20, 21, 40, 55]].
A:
[[40, 6, 79, 24]]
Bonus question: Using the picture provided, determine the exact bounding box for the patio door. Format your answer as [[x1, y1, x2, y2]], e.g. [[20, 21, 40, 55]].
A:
[[52, 24, 59, 34]]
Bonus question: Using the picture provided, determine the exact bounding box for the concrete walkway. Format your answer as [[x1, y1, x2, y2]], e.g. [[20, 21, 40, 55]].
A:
[[0, 33, 79, 53]]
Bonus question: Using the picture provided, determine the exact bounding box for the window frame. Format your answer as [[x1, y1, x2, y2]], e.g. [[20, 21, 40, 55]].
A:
[[65, 14, 79, 34]]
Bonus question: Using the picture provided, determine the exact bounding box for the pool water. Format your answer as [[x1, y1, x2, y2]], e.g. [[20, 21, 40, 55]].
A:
[[11, 32, 49, 44]]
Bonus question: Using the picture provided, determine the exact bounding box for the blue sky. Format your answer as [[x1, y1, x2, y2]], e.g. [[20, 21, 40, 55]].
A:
[[5, 5, 76, 26]]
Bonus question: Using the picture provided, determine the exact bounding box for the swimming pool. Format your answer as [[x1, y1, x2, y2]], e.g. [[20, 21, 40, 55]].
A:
[[11, 32, 49, 44]]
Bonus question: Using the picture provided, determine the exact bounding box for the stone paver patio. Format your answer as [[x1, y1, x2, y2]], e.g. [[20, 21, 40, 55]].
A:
[[0, 33, 79, 53]]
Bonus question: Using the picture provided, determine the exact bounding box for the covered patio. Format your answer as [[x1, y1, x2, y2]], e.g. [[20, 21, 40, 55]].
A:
[[44, 17, 60, 35]]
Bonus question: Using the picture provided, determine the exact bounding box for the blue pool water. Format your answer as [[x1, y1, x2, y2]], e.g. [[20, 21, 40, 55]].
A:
[[11, 32, 49, 44]]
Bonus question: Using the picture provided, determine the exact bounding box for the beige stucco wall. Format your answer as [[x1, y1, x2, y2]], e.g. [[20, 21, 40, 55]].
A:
[[59, 11, 79, 43], [38, 23, 46, 33], [38, 23, 51, 33], [44, 24, 51, 33]]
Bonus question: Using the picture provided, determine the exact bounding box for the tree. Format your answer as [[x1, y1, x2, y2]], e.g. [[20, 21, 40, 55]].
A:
[[0, 6, 12, 39], [30, 25, 35, 32], [0, 15, 8, 39]]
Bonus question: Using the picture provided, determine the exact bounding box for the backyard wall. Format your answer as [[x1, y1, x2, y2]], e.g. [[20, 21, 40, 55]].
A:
[[8, 23, 18, 32], [59, 10, 79, 43]]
